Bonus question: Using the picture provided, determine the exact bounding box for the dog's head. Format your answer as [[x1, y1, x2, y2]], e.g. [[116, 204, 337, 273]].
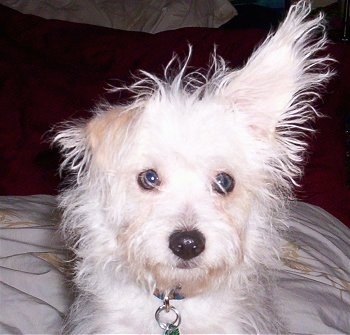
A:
[[54, 2, 333, 296]]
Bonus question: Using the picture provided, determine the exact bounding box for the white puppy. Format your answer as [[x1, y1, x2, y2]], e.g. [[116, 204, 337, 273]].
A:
[[55, 1, 333, 333]]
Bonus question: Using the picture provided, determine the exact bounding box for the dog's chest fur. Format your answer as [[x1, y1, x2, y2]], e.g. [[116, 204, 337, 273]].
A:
[[71, 281, 281, 333]]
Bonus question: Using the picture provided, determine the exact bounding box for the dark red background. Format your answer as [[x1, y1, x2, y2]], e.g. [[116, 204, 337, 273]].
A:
[[0, 4, 349, 226]]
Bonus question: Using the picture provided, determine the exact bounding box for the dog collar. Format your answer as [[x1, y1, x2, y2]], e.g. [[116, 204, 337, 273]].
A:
[[153, 288, 184, 301]]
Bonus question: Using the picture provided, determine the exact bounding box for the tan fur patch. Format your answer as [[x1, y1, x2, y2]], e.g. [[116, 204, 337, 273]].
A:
[[86, 107, 139, 169]]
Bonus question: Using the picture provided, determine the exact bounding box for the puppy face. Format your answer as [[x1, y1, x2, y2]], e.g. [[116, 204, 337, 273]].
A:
[[85, 95, 262, 295]]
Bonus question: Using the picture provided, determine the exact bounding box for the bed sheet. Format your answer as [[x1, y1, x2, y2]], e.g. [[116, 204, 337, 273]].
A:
[[0, 195, 349, 334]]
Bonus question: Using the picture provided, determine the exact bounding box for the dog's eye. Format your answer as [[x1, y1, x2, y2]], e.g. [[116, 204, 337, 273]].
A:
[[212, 172, 235, 195], [137, 169, 161, 190]]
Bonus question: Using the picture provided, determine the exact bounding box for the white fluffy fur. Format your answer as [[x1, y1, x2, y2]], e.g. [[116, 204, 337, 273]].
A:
[[54, 1, 333, 333]]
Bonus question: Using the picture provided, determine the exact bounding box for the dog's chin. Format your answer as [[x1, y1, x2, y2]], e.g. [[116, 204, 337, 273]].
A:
[[175, 259, 199, 270], [150, 260, 227, 297]]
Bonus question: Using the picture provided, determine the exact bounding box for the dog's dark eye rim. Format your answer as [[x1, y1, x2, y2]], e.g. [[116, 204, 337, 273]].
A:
[[137, 169, 161, 190], [212, 172, 235, 195]]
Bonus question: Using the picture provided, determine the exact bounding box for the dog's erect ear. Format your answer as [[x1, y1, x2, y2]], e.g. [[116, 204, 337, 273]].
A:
[[219, 1, 332, 136]]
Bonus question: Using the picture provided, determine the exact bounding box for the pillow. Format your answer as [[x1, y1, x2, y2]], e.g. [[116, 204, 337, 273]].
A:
[[0, 0, 237, 32]]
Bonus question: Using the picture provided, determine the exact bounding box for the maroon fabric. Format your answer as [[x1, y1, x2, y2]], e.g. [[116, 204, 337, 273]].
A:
[[0, 4, 349, 227]]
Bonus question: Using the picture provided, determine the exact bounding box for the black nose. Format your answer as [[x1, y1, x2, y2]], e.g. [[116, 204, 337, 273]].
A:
[[169, 230, 205, 260]]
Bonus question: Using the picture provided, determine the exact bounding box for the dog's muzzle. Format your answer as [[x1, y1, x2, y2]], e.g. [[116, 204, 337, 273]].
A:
[[169, 230, 205, 260]]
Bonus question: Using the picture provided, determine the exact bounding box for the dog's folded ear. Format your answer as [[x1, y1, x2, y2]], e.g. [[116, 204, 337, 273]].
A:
[[53, 108, 138, 182], [52, 119, 92, 183], [218, 1, 333, 138]]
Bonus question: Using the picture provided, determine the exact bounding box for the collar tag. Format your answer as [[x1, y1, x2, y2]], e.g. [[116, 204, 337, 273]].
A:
[[155, 296, 181, 334]]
